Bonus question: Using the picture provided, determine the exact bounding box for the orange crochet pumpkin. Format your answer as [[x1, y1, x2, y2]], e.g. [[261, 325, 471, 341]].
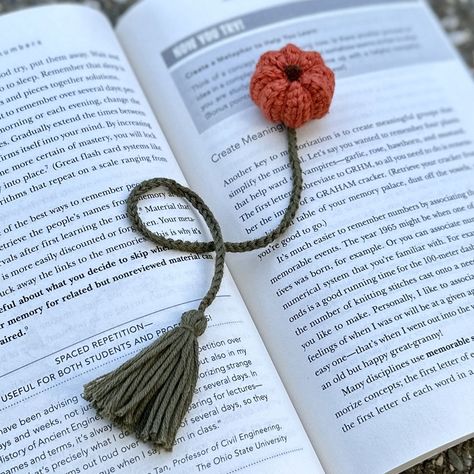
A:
[[250, 43, 335, 129]]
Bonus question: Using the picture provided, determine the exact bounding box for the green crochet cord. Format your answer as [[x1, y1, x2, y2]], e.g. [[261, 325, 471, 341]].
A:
[[83, 126, 301, 450], [128, 127, 301, 254]]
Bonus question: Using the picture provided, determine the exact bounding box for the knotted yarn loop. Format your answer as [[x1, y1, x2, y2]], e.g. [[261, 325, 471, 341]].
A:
[[180, 310, 207, 337]]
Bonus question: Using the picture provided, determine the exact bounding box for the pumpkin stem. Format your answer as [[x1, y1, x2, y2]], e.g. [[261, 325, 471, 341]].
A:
[[284, 65, 302, 81]]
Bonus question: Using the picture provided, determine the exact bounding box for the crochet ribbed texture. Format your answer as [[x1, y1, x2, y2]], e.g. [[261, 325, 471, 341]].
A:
[[250, 43, 335, 129]]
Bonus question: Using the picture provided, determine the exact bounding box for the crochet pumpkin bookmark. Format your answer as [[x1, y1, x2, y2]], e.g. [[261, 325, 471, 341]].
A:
[[84, 44, 335, 450]]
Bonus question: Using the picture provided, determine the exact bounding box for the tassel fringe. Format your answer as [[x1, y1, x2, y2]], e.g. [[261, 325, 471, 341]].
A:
[[84, 310, 206, 450]]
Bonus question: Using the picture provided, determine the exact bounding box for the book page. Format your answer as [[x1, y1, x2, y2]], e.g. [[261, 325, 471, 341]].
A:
[[117, 0, 474, 472], [0, 5, 324, 474]]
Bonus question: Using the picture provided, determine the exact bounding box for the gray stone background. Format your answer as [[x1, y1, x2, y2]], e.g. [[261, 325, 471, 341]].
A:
[[0, 0, 473, 472]]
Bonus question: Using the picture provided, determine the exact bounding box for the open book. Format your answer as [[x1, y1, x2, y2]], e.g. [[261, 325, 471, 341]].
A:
[[1, 1, 473, 472]]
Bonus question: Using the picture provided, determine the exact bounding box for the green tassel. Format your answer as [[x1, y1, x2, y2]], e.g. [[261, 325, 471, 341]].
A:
[[83, 310, 206, 450]]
